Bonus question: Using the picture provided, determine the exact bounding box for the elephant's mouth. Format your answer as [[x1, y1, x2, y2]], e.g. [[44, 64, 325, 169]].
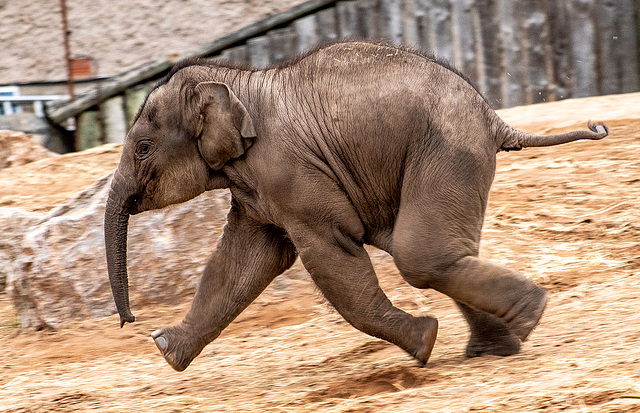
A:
[[128, 197, 144, 215], [127, 193, 155, 216]]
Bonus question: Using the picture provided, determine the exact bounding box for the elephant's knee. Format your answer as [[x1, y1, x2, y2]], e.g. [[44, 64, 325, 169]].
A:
[[393, 251, 453, 290], [400, 271, 432, 289], [393, 254, 443, 289], [391, 229, 474, 290]]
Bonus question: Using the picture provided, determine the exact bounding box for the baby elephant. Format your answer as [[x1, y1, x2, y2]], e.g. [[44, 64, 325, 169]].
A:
[[104, 41, 608, 371]]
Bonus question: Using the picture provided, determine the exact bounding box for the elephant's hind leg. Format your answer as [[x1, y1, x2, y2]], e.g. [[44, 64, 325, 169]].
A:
[[285, 187, 439, 364], [151, 200, 297, 371], [393, 209, 547, 344], [392, 162, 547, 348], [456, 301, 521, 357]]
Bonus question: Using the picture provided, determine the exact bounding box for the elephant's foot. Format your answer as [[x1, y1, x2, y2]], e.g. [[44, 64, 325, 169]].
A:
[[411, 316, 439, 365], [465, 331, 521, 358], [504, 287, 548, 342], [151, 327, 207, 372]]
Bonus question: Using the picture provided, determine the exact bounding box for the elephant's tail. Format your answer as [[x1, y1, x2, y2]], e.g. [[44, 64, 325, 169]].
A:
[[497, 121, 609, 152]]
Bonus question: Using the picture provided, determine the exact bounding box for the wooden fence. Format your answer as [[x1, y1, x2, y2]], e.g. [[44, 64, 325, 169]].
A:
[[46, 0, 639, 150], [220, 0, 639, 107]]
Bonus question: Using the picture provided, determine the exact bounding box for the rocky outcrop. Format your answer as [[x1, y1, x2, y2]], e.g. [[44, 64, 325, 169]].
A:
[[7, 173, 232, 329], [0, 131, 58, 291], [0, 208, 38, 292]]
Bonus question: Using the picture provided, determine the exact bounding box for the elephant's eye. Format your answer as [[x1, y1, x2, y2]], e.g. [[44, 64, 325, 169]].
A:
[[135, 140, 154, 160]]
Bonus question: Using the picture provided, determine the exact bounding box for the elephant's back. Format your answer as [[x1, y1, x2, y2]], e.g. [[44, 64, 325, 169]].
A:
[[268, 41, 496, 244]]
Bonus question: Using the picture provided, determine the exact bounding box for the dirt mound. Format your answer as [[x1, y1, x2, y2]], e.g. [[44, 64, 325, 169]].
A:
[[0, 130, 57, 171], [0, 142, 121, 213], [1, 93, 639, 412]]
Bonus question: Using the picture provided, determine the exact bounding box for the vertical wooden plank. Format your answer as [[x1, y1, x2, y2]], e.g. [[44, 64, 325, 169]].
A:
[[218, 49, 233, 61], [630, 0, 640, 82], [636, 0, 640, 88], [316, 7, 339, 42], [219, 45, 249, 65], [402, 0, 419, 47], [497, 0, 525, 107], [380, 0, 403, 44], [294, 14, 318, 53], [471, 1, 487, 96], [124, 86, 147, 128], [337, 1, 359, 38], [414, 0, 431, 52], [76, 110, 101, 150], [450, 0, 464, 68], [547, 0, 572, 100], [541, 1, 557, 102], [598, 0, 620, 95], [248, 36, 272, 68], [475, 0, 503, 107], [451, 0, 478, 85], [520, 0, 555, 104], [570, 0, 598, 97], [616, 0, 639, 93], [357, 0, 380, 39], [269, 28, 296, 64], [429, 0, 453, 62], [102, 95, 127, 144], [230, 46, 250, 64]]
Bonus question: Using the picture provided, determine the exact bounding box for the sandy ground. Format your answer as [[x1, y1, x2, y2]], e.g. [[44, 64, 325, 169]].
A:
[[1, 93, 639, 412]]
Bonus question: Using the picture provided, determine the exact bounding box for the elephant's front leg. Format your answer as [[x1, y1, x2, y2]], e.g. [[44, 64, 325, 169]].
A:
[[151, 202, 297, 371]]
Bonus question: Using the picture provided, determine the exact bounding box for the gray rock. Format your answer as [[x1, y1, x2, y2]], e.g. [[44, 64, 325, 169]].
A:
[[0, 130, 57, 291], [0, 207, 40, 292], [7, 173, 232, 329]]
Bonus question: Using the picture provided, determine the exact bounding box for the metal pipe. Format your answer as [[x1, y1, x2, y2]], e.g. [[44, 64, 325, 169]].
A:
[[60, 0, 75, 101]]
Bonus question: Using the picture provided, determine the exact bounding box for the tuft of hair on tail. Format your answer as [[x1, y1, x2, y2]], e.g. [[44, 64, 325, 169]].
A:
[[587, 121, 609, 138]]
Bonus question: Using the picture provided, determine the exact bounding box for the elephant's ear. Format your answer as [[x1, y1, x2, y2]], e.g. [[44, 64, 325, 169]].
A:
[[195, 82, 256, 170]]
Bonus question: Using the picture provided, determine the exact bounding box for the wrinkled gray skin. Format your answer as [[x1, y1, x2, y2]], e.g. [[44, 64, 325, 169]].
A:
[[105, 41, 608, 372]]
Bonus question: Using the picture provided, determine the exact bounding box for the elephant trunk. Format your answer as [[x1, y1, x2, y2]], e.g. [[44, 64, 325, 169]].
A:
[[104, 178, 137, 328]]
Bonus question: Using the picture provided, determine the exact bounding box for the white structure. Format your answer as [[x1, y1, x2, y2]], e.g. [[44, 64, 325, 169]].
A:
[[0, 87, 66, 118]]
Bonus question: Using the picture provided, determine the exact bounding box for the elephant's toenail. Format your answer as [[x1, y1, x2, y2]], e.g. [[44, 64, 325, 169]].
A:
[[154, 336, 167, 351]]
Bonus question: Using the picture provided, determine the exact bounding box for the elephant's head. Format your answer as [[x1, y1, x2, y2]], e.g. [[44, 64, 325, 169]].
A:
[[104, 66, 257, 327]]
